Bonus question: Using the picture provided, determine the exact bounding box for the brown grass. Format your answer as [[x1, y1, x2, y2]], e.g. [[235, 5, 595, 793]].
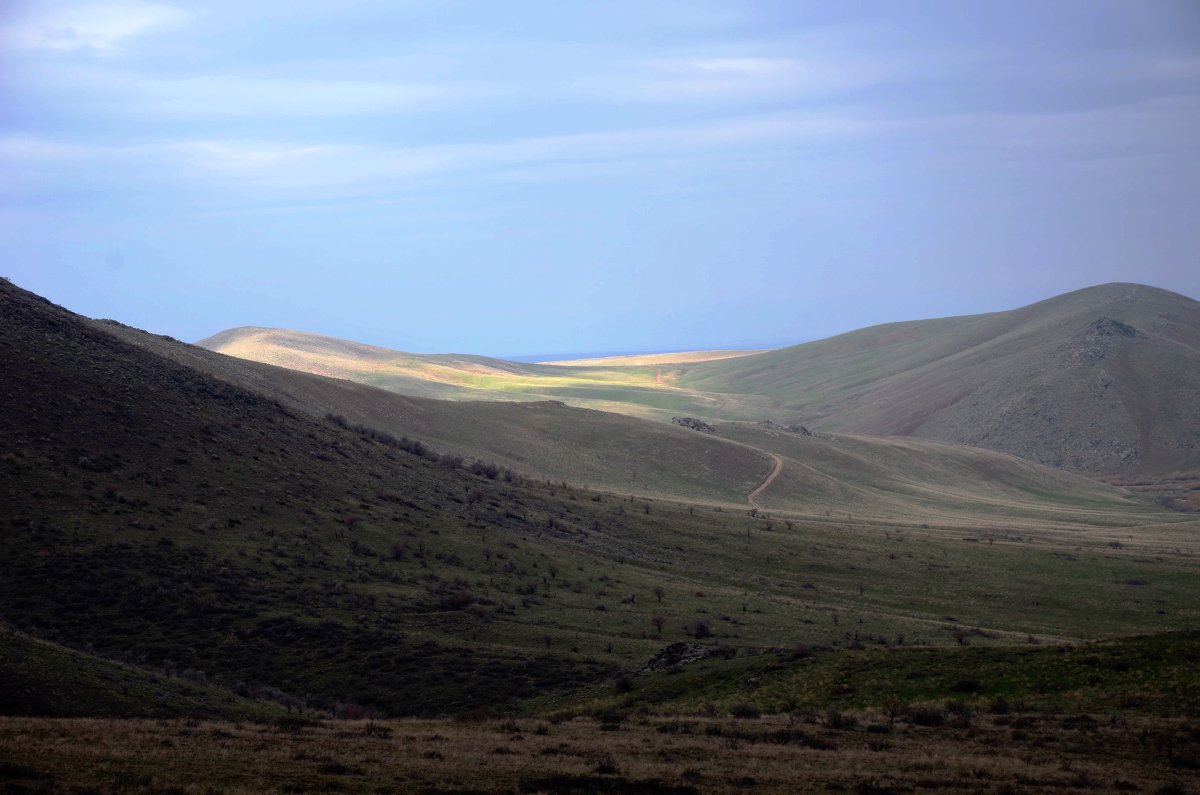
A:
[[1, 711, 1197, 794]]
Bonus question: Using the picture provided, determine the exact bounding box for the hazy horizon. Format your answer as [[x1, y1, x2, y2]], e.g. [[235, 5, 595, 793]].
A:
[[3, 1, 1198, 357]]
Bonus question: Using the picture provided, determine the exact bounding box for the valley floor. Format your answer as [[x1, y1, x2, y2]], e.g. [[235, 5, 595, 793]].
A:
[[1, 711, 1197, 794]]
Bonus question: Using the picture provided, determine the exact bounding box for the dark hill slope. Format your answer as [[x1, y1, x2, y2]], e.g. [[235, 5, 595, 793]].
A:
[[0, 625, 282, 719], [0, 279, 630, 714], [676, 284, 1200, 474]]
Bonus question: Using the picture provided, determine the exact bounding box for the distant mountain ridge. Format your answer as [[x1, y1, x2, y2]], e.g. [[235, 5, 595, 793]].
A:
[[201, 283, 1200, 477]]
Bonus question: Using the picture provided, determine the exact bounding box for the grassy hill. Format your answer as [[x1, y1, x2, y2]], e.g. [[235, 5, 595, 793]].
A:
[[675, 283, 1200, 476], [3, 277, 1199, 724], [120, 317, 1164, 526], [719, 422, 1156, 524], [0, 625, 282, 720], [197, 325, 777, 422], [200, 284, 1200, 480]]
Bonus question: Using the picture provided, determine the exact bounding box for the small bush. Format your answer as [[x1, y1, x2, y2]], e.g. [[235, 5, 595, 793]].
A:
[[909, 705, 947, 727], [730, 703, 761, 719], [454, 706, 497, 722], [944, 699, 972, 728], [824, 709, 858, 730], [363, 722, 392, 738], [788, 644, 814, 660]]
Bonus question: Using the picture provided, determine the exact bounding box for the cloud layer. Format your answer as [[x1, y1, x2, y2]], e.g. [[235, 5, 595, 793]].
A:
[[1, 1, 1197, 353]]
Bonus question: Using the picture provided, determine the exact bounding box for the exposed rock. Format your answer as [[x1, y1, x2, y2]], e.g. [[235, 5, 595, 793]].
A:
[[672, 416, 716, 433], [640, 642, 714, 672], [757, 420, 813, 436], [1087, 316, 1139, 338]]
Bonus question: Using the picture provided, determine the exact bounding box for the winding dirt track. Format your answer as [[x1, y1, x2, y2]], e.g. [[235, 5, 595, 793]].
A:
[[747, 452, 784, 508]]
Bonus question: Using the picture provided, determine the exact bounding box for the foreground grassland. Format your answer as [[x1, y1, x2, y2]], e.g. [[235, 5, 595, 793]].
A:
[[536, 632, 1200, 718], [3, 633, 1197, 793], [1, 709, 1197, 794]]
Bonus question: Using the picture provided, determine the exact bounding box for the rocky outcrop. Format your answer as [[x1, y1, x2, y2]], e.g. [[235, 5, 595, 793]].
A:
[[757, 420, 813, 436], [672, 416, 716, 433], [640, 642, 714, 672]]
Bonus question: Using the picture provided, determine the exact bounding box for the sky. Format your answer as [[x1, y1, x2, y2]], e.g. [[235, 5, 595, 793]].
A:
[[1, 1, 1198, 357]]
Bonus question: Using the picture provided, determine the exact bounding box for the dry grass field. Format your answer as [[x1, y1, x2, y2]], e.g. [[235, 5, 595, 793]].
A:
[[1, 710, 1197, 794]]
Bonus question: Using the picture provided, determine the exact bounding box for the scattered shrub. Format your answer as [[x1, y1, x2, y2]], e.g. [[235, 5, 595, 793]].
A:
[[824, 709, 858, 730], [909, 705, 947, 727]]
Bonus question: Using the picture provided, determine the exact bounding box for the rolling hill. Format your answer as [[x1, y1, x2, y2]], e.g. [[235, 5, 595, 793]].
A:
[[675, 283, 1200, 475], [200, 283, 1200, 479], [4, 276, 1199, 723], [197, 325, 776, 421], [115, 314, 1162, 526]]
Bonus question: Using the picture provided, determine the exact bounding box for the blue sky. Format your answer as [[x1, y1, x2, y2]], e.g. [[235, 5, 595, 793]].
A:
[[2, 1, 1198, 357]]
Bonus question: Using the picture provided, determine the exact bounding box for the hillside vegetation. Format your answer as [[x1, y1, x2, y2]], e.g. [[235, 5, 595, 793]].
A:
[[3, 278, 1199, 724], [200, 283, 1200, 479], [121, 318, 1160, 526], [677, 283, 1200, 476]]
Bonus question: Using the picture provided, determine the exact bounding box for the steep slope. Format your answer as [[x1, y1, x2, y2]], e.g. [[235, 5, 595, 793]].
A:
[[0, 625, 282, 719], [0, 280, 628, 714], [675, 283, 1200, 474]]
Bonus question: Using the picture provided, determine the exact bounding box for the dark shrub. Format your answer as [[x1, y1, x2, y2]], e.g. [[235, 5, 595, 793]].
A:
[[824, 709, 858, 730], [909, 705, 947, 727]]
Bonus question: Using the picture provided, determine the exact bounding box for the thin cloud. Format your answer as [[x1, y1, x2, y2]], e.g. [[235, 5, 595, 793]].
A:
[[580, 47, 897, 104], [1, 2, 191, 54], [0, 110, 874, 201], [142, 74, 449, 117]]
